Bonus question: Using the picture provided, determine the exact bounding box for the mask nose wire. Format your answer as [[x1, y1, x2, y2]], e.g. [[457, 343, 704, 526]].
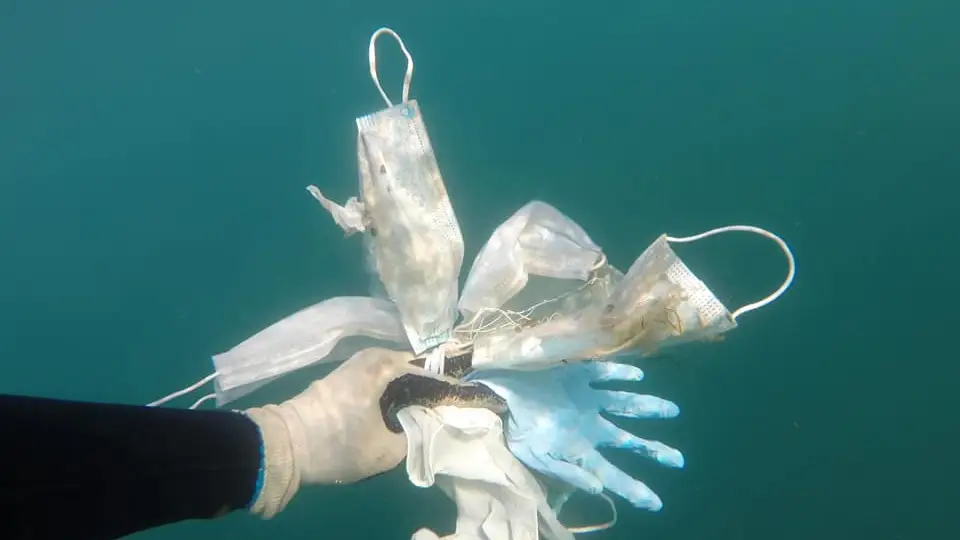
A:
[[368, 27, 415, 108], [666, 225, 796, 319], [146, 372, 219, 407]]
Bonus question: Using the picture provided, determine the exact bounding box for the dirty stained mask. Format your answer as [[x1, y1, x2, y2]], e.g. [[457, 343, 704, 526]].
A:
[[457, 200, 606, 327], [468, 225, 796, 369], [308, 28, 464, 354]]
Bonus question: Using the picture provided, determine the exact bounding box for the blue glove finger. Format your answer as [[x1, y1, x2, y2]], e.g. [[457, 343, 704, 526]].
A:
[[509, 441, 605, 495], [571, 361, 644, 384], [583, 448, 664, 511], [592, 417, 686, 468], [596, 391, 680, 419], [540, 455, 605, 496], [470, 361, 682, 515]]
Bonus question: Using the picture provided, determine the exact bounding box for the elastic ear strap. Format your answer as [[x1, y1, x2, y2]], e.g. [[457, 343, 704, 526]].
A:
[[146, 371, 219, 407], [368, 27, 414, 107], [562, 492, 618, 533], [666, 225, 796, 319]]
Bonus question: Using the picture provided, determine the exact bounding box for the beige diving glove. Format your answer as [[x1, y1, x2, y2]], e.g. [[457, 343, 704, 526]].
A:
[[243, 347, 505, 518]]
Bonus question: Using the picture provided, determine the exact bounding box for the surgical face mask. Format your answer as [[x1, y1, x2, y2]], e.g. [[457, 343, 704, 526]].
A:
[[309, 28, 464, 355], [468, 225, 796, 370], [452, 201, 612, 365], [146, 296, 410, 408], [457, 200, 605, 320]]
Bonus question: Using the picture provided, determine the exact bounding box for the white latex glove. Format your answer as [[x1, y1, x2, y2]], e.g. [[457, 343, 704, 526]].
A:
[[399, 405, 573, 540], [244, 347, 504, 518]]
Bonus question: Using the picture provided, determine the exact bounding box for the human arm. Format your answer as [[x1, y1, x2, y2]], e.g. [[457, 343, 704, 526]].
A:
[[0, 348, 505, 540], [0, 394, 261, 540]]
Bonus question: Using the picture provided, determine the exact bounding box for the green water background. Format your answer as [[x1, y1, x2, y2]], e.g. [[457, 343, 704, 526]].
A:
[[1, 1, 956, 538]]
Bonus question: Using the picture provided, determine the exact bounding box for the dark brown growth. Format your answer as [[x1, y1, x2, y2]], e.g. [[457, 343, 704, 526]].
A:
[[379, 373, 508, 433]]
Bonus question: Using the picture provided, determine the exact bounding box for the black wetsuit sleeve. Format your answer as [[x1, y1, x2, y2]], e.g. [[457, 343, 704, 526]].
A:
[[0, 394, 262, 540]]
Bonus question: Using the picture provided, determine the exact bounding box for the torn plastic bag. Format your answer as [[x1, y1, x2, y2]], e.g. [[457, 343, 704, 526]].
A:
[[307, 28, 463, 354]]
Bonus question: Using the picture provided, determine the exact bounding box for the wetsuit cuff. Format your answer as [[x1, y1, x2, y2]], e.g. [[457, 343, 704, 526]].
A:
[[244, 405, 301, 519], [246, 429, 266, 510]]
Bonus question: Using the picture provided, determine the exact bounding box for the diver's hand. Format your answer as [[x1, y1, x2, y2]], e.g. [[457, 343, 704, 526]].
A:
[[244, 347, 505, 518]]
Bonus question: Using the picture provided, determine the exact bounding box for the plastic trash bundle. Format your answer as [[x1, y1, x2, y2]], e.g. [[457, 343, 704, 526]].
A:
[[303, 29, 709, 538], [148, 26, 795, 540]]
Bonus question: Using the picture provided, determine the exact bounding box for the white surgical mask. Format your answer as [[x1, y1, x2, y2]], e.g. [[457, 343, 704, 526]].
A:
[[307, 28, 464, 355], [147, 296, 410, 408]]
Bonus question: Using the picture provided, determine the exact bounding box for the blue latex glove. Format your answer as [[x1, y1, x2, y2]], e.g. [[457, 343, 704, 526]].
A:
[[467, 361, 684, 511]]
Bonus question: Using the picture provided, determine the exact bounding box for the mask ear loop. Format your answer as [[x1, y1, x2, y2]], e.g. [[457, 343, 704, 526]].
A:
[[146, 372, 218, 407], [559, 492, 618, 534], [368, 27, 414, 108], [189, 393, 217, 409], [665, 225, 796, 319]]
